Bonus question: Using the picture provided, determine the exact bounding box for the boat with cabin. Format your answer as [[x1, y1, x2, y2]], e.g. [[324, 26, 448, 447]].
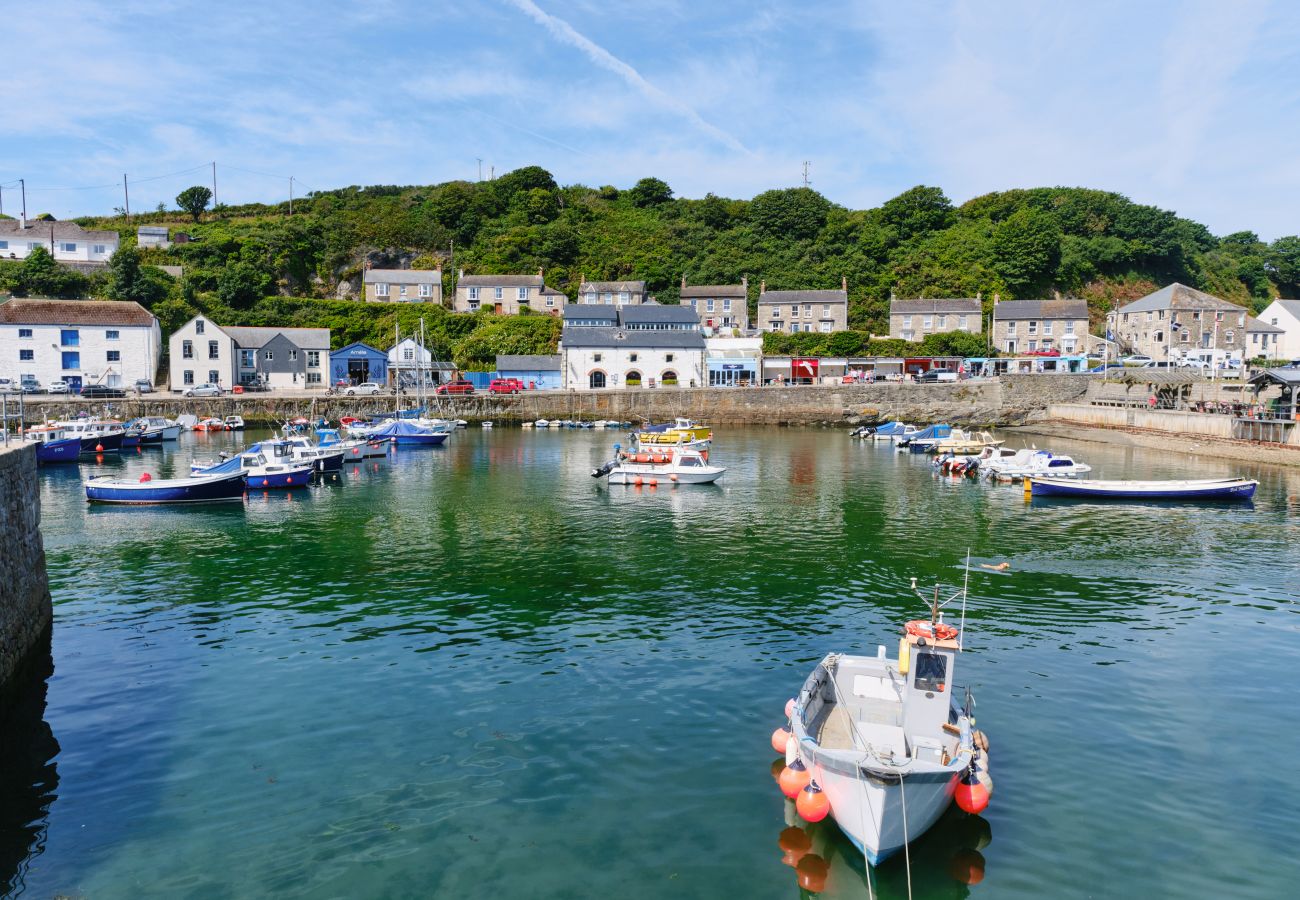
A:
[[281, 435, 345, 473], [239, 443, 315, 488], [86, 469, 247, 505], [24, 425, 82, 464], [193, 417, 227, 432], [933, 430, 1003, 456], [635, 417, 712, 445], [1026, 476, 1257, 501], [137, 416, 182, 441], [224, 415, 245, 431], [776, 576, 993, 866], [897, 424, 951, 453], [592, 446, 725, 485], [851, 422, 914, 442], [367, 419, 449, 446], [316, 428, 389, 461], [55, 419, 126, 454], [982, 449, 1092, 482]]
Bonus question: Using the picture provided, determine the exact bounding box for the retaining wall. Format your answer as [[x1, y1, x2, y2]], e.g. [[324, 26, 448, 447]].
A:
[[0, 443, 52, 717]]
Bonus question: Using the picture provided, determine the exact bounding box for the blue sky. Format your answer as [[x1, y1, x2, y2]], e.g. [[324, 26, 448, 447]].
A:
[[3, 0, 1298, 238]]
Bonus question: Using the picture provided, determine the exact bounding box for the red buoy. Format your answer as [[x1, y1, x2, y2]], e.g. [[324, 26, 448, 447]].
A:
[[796, 780, 831, 823], [784, 698, 796, 719], [95, 443, 104, 452], [778, 759, 812, 799], [954, 771, 991, 815], [770, 725, 792, 755], [138, 472, 152, 482]]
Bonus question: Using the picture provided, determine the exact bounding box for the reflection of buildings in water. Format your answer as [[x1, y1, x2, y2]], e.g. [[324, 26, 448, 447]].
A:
[[772, 788, 991, 897], [0, 640, 60, 898]]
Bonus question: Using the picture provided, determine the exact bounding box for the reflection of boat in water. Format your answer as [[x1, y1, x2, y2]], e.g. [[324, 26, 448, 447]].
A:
[[772, 572, 994, 866]]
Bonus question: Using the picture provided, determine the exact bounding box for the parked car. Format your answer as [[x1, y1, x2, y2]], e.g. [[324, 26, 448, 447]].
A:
[[182, 383, 224, 398], [20, 378, 43, 393], [81, 384, 126, 398], [1139, 361, 1178, 370], [46, 379, 70, 394], [488, 378, 521, 395], [134, 379, 154, 393], [238, 378, 269, 392], [917, 370, 958, 383], [435, 379, 475, 395], [345, 382, 383, 396], [0, 378, 14, 393], [1120, 355, 1153, 365]]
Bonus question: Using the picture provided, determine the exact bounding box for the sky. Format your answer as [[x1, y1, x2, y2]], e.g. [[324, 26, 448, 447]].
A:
[[2, 0, 1299, 239]]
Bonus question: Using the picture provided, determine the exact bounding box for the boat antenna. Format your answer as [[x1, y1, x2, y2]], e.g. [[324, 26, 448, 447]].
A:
[[931, 584, 939, 625], [959, 549, 970, 652]]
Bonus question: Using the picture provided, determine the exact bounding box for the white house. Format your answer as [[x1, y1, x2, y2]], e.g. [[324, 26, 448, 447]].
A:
[[167, 315, 330, 390], [387, 337, 455, 386], [0, 298, 161, 392], [1258, 299, 1300, 359], [560, 302, 705, 389], [0, 219, 119, 263]]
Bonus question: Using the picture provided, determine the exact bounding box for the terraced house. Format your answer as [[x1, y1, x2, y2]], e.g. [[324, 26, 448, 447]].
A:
[[888, 298, 982, 341], [757, 279, 849, 333], [680, 276, 749, 332], [575, 278, 646, 306], [992, 298, 1089, 355], [362, 267, 442, 304], [560, 302, 704, 390], [168, 315, 330, 390], [1110, 283, 1262, 360], [453, 269, 567, 314]]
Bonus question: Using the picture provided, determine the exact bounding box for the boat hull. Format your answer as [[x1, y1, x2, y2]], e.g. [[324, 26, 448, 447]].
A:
[[86, 471, 246, 505], [1030, 477, 1257, 500], [244, 466, 314, 489], [389, 433, 448, 446], [79, 432, 124, 454], [36, 438, 82, 464], [607, 465, 724, 485]]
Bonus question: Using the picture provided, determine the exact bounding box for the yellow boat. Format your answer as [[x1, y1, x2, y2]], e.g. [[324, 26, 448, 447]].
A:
[[634, 417, 712, 445]]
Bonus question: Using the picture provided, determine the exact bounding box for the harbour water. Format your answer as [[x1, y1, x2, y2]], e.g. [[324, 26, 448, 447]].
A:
[[5, 426, 1300, 898]]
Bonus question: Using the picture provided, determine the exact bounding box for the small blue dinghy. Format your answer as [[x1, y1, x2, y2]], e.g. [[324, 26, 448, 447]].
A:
[[1028, 477, 1258, 501], [86, 470, 247, 505]]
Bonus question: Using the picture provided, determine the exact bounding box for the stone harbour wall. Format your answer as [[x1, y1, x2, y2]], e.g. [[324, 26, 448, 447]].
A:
[[20, 375, 1092, 427], [0, 443, 53, 716]]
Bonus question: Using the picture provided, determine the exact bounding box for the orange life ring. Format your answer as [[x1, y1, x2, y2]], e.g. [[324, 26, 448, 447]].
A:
[[905, 620, 958, 641]]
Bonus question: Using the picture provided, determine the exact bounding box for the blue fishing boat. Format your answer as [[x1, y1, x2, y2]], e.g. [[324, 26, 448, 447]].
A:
[[1028, 477, 1258, 501], [56, 419, 126, 454], [240, 440, 314, 488], [900, 423, 951, 453], [368, 419, 448, 446], [23, 425, 82, 464], [86, 470, 247, 505]]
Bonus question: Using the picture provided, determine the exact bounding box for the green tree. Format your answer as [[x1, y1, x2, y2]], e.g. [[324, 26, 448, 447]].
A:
[[14, 246, 88, 298], [880, 186, 955, 242], [627, 177, 673, 208], [216, 261, 272, 308], [749, 187, 831, 240], [176, 185, 213, 223], [990, 208, 1061, 298], [1267, 235, 1300, 295], [105, 247, 169, 305]]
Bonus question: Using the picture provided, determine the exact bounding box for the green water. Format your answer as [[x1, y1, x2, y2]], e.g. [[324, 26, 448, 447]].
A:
[[5, 427, 1300, 898]]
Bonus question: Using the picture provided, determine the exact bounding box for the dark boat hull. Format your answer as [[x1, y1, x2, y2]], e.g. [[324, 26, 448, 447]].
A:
[[86, 472, 247, 504], [36, 438, 82, 464], [79, 432, 125, 454]]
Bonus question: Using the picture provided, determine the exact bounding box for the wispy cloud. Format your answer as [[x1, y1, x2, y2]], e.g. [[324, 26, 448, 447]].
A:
[[500, 0, 749, 154]]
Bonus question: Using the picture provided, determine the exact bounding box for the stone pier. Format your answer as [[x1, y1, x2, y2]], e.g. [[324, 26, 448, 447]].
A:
[[0, 443, 53, 718]]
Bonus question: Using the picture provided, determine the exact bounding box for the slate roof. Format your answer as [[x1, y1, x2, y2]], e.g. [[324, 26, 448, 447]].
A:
[[458, 274, 543, 288], [993, 299, 1088, 320], [578, 280, 645, 293], [497, 354, 562, 370], [1116, 283, 1243, 315], [0, 220, 119, 242], [561, 328, 705, 349], [221, 326, 331, 349], [0, 298, 154, 326], [562, 304, 619, 322], [1249, 367, 1300, 387], [618, 304, 700, 325], [681, 283, 747, 298], [363, 268, 441, 285], [1269, 299, 1300, 320], [1246, 316, 1284, 334], [890, 298, 982, 315], [540, 286, 567, 296], [758, 289, 847, 305]]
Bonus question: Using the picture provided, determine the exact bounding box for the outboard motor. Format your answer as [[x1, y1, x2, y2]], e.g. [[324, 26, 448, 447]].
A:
[[591, 461, 617, 478]]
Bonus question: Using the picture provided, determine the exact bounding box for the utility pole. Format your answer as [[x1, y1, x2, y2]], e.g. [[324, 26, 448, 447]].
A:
[[123, 174, 130, 218], [212, 161, 218, 208], [802, 161, 811, 188], [20, 178, 26, 221], [289, 176, 294, 215], [489, 165, 494, 181], [448, 239, 455, 302], [476, 158, 482, 182], [0, 184, 4, 217]]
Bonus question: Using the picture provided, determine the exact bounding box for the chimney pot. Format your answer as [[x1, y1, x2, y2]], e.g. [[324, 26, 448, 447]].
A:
[[993, 292, 1000, 304], [538, 267, 544, 277], [760, 279, 766, 293], [842, 275, 848, 292]]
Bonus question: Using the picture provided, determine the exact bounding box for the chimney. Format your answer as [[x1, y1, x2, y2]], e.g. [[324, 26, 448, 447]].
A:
[[841, 275, 848, 292], [538, 267, 544, 277], [976, 291, 982, 301], [741, 275, 748, 291], [457, 268, 464, 278], [993, 292, 1000, 304], [19, 212, 26, 230], [760, 279, 766, 294], [681, 274, 687, 289], [1053, 289, 1062, 301]]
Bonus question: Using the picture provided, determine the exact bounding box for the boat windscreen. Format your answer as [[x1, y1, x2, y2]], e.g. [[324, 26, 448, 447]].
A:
[[913, 651, 947, 692]]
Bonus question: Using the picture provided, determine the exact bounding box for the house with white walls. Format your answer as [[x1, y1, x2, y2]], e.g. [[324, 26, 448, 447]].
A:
[[0, 219, 119, 263], [168, 314, 330, 390], [0, 298, 160, 392], [1257, 299, 1300, 359]]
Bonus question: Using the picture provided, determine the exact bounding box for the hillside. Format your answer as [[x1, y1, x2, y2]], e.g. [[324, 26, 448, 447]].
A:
[[3, 167, 1298, 365]]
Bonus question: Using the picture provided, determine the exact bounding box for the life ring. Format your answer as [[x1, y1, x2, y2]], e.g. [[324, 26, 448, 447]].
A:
[[905, 620, 959, 641]]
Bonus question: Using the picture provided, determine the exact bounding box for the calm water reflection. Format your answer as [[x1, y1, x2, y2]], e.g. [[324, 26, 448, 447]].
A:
[[6, 426, 1300, 898]]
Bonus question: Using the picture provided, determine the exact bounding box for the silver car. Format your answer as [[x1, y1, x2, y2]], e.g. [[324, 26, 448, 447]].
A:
[[46, 379, 69, 394], [182, 383, 224, 397], [344, 382, 383, 396]]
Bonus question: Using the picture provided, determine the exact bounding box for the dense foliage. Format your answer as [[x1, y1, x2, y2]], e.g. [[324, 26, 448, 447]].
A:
[[4, 169, 1295, 364]]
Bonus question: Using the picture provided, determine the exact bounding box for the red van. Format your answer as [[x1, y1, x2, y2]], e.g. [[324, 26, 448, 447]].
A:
[[489, 378, 522, 395]]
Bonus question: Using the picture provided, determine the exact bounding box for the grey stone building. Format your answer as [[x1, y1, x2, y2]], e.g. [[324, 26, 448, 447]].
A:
[[575, 279, 646, 306], [455, 269, 566, 315], [1111, 283, 1251, 360], [363, 267, 443, 304], [757, 278, 849, 334], [992, 298, 1089, 355], [888, 298, 982, 341], [680, 276, 749, 332]]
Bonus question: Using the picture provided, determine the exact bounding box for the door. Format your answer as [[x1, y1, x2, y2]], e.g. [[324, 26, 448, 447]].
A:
[[589, 371, 606, 389]]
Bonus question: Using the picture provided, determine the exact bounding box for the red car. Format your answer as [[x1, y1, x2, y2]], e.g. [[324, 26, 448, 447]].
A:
[[435, 379, 475, 395], [488, 378, 522, 394]]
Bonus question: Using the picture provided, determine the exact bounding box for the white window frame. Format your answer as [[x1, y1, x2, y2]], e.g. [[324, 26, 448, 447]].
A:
[[820, 321, 832, 333], [307, 351, 320, 367], [1065, 321, 1075, 335], [706, 298, 715, 312], [903, 315, 913, 329], [399, 285, 408, 298], [619, 291, 629, 303], [958, 315, 968, 331], [92, 243, 106, 254], [419, 283, 432, 298], [923, 315, 933, 330], [375, 283, 389, 297], [1043, 321, 1053, 335], [468, 287, 479, 301], [494, 287, 503, 300], [60, 242, 77, 252], [1027, 320, 1038, 335], [723, 298, 731, 311], [517, 287, 527, 301]]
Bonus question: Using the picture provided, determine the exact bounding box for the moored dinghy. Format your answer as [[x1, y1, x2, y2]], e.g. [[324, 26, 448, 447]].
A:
[[86, 470, 247, 505], [775, 572, 993, 866], [1027, 476, 1257, 501]]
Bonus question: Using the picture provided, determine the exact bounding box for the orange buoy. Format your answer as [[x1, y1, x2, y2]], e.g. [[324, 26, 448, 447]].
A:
[[770, 725, 792, 755], [954, 771, 991, 814], [948, 848, 986, 885], [634, 476, 643, 486], [795, 853, 829, 893], [905, 620, 959, 642], [648, 478, 658, 487], [784, 698, 795, 719], [95, 443, 104, 452], [796, 781, 831, 822], [670, 473, 678, 483], [138, 472, 152, 482], [778, 759, 812, 799]]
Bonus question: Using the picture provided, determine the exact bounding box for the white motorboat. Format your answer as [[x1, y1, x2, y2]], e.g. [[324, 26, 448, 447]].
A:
[[281, 435, 346, 473], [138, 416, 182, 441], [315, 428, 389, 461], [592, 446, 725, 485], [481, 421, 494, 429], [534, 419, 550, 428], [933, 430, 1003, 455], [777, 578, 993, 866], [224, 415, 246, 431], [983, 449, 1092, 482]]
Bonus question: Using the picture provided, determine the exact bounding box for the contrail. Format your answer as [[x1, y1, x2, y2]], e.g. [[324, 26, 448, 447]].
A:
[[502, 0, 748, 154]]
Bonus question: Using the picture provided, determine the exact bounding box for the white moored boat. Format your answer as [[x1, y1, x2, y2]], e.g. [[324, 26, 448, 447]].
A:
[[982, 448, 1092, 482], [774, 577, 994, 866], [592, 446, 725, 485]]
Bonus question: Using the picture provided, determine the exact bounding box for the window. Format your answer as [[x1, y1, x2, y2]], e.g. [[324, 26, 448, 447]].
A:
[[19, 349, 33, 361], [958, 315, 968, 331], [307, 351, 320, 367], [183, 370, 194, 385], [820, 321, 832, 333], [706, 298, 715, 312], [18, 328, 31, 338], [1028, 340, 1038, 351], [195, 320, 205, 334], [666, 354, 674, 363], [106, 329, 119, 340], [1181, 330, 1190, 343], [823, 304, 830, 317], [1043, 322, 1053, 335], [1065, 321, 1075, 335], [403, 347, 414, 361], [630, 353, 638, 363], [1006, 321, 1017, 335], [903, 316, 913, 329], [60, 329, 79, 346], [913, 651, 947, 692], [723, 298, 732, 311], [307, 372, 322, 384], [601, 292, 613, 303], [61, 351, 80, 370], [923, 316, 933, 330], [285, 350, 296, 362], [518, 287, 527, 301], [419, 283, 432, 298], [1238, 314, 1246, 327], [377, 283, 392, 297], [208, 340, 219, 359], [60, 242, 77, 252], [1145, 311, 1153, 323], [546, 297, 555, 307], [209, 370, 219, 384], [494, 287, 503, 300], [619, 291, 629, 303], [0, 241, 6, 249], [937, 315, 947, 329], [264, 350, 273, 361], [770, 307, 779, 319], [1154, 331, 1163, 343], [593, 353, 602, 362], [106, 350, 120, 362], [1028, 321, 1038, 335], [469, 287, 479, 300], [240, 350, 255, 367], [789, 306, 797, 318], [28, 242, 41, 251], [399, 285, 408, 298], [183, 340, 194, 359], [1225, 330, 1235, 345], [803, 304, 812, 316], [93, 244, 106, 254]]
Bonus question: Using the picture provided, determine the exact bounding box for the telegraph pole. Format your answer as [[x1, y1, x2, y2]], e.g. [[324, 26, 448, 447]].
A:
[[20, 178, 26, 221], [212, 161, 218, 208], [0, 184, 4, 217], [289, 176, 294, 215], [476, 158, 482, 182], [123, 174, 130, 217]]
